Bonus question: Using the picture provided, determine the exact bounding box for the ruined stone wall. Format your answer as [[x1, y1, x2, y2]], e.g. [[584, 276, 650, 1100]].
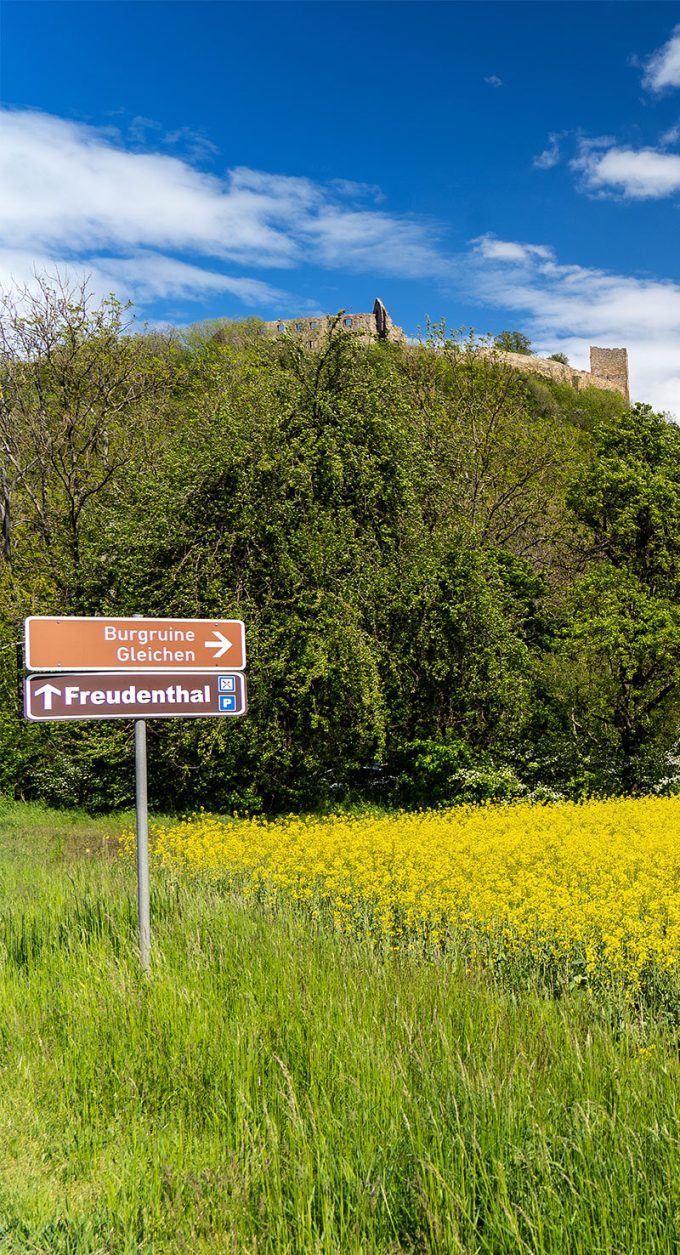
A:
[[258, 300, 630, 402], [263, 312, 375, 350], [263, 299, 406, 350], [476, 347, 630, 401]]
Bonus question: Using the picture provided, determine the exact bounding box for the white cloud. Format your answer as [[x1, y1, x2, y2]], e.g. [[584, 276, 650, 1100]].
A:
[[0, 107, 446, 311], [306, 207, 444, 277], [484, 75, 503, 88], [0, 247, 287, 313], [328, 178, 385, 203], [0, 112, 296, 265], [467, 237, 680, 417], [533, 133, 562, 170], [573, 143, 680, 199], [162, 128, 219, 165], [127, 115, 162, 145], [643, 24, 680, 92], [660, 120, 680, 146], [89, 256, 286, 306], [473, 235, 554, 263]]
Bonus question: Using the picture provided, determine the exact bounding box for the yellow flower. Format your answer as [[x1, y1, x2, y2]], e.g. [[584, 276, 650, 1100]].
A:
[[121, 796, 680, 993]]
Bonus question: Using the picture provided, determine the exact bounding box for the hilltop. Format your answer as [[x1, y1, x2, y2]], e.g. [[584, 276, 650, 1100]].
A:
[[214, 297, 630, 402], [2, 280, 679, 812]]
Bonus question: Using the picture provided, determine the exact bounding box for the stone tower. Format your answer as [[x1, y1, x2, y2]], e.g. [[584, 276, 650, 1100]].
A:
[[589, 347, 629, 403]]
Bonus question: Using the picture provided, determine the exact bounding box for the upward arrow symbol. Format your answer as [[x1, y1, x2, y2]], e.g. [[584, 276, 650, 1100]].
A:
[[34, 682, 62, 711], [205, 630, 233, 660]]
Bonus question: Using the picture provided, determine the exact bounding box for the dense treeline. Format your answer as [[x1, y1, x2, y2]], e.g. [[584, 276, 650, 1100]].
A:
[[2, 279, 680, 811]]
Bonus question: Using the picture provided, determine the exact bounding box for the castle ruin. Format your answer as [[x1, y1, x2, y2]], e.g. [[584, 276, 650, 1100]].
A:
[[260, 298, 630, 402], [263, 298, 406, 350]]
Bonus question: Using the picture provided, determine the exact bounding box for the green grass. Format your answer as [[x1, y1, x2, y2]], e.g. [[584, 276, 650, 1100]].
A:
[[1, 803, 679, 1253]]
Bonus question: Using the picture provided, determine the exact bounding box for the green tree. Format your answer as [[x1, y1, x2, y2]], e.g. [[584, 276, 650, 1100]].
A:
[[541, 402, 680, 791], [0, 273, 175, 611], [546, 567, 680, 792], [568, 403, 680, 596], [400, 332, 579, 569], [494, 330, 532, 355]]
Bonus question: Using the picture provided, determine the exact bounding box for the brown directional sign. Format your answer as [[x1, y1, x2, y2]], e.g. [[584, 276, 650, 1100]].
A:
[[24, 670, 247, 722], [24, 616, 246, 672]]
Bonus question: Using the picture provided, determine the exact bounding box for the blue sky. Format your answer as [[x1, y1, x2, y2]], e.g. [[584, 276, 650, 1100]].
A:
[[3, 1, 680, 411]]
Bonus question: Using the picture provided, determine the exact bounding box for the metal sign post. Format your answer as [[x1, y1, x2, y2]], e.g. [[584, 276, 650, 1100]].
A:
[[134, 718, 150, 972], [23, 615, 247, 971], [133, 613, 150, 972]]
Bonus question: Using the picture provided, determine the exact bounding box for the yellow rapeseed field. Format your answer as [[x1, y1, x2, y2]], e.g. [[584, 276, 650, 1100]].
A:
[[127, 797, 680, 990]]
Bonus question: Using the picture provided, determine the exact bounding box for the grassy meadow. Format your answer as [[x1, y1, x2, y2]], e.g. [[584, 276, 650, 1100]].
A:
[[1, 800, 680, 1253]]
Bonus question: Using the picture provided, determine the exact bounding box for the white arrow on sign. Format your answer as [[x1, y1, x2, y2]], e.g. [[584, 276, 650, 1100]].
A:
[[34, 683, 62, 711], [204, 630, 233, 660]]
